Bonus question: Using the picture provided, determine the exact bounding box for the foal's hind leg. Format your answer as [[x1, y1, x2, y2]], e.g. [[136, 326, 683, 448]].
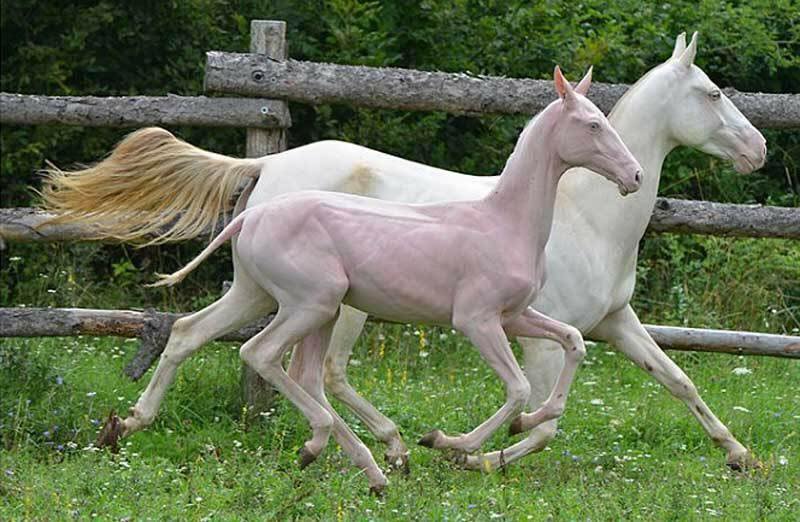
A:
[[290, 319, 389, 494], [118, 278, 274, 438], [319, 305, 410, 472], [240, 306, 342, 466]]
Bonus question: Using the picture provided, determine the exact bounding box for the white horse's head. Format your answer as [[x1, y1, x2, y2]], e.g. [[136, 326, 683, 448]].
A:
[[658, 32, 766, 173]]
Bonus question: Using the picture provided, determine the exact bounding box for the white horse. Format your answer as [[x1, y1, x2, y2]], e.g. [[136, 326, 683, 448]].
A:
[[147, 67, 641, 492], [46, 33, 765, 471]]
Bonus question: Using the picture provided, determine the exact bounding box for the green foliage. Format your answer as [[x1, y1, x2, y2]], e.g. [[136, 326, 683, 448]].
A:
[[1, 329, 798, 519]]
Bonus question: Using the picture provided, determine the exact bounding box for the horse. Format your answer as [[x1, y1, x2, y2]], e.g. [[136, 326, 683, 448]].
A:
[[144, 67, 640, 493], [46, 33, 765, 472]]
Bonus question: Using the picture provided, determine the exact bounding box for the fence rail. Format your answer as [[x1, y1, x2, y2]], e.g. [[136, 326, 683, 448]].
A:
[[1, 308, 796, 382], [0, 93, 291, 129], [204, 54, 800, 128], [1, 197, 798, 246]]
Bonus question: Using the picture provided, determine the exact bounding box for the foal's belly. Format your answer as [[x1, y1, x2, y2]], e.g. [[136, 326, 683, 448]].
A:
[[342, 253, 458, 326]]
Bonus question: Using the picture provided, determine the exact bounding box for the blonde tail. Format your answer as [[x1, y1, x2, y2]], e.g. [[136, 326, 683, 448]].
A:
[[39, 127, 263, 246], [148, 213, 247, 287]]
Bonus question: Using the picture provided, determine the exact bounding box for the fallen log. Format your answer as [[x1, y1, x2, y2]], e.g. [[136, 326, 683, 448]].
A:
[[1, 308, 797, 383], [204, 54, 800, 128]]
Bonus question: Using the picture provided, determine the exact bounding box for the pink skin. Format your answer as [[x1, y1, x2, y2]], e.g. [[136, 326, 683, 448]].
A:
[[149, 67, 641, 492]]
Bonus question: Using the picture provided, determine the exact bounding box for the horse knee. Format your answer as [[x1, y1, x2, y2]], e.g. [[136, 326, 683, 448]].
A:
[[508, 380, 532, 410], [562, 326, 586, 359], [323, 365, 349, 396]]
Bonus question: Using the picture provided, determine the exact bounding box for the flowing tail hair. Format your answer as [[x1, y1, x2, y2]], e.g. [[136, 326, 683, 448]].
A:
[[39, 127, 263, 246], [147, 212, 248, 288]]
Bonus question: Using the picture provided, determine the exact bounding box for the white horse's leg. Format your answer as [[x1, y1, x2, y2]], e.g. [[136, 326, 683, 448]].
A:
[[119, 278, 275, 438], [320, 305, 410, 471], [590, 304, 760, 470], [240, 306, 341, 467], [289, 319, 389, 494], [418, 318, 531, 454]]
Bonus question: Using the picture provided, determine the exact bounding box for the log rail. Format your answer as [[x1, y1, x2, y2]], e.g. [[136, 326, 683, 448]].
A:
[[1, 308, 797, 383], [2, 198, 798, 245], [204, 54, 800, 128]]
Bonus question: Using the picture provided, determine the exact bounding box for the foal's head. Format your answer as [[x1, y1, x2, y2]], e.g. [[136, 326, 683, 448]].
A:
[[656, 32, 766, 173], [550, 66, 642, 195]]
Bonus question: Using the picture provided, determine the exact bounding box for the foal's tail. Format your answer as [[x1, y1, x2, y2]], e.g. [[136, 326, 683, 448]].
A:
[[39, 127, 263, 246], [147, 212, 248, 288]]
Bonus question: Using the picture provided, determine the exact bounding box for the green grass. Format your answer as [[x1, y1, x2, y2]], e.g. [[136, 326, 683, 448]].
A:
[[1, 323, 798, 520]]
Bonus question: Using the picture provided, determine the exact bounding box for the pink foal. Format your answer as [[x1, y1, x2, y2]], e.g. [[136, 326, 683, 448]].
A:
[[152, 67, 642, 493]]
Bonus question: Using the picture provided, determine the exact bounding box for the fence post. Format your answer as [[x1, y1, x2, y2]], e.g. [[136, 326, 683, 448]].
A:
[[241, 20, 288, 418]]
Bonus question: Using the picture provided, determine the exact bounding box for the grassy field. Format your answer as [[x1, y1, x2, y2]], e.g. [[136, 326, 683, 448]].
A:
[[1, 321, 798, 520]]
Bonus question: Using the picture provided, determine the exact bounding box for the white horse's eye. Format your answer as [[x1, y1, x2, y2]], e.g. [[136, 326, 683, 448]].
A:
[[709, 90, 721, 101], [589, 121, 601, 132]]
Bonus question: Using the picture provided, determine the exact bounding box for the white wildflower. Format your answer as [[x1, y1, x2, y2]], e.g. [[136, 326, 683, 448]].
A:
[[731, 367, 752, 376], [732, 406, 751, 413], [590, 398, 604, 406]]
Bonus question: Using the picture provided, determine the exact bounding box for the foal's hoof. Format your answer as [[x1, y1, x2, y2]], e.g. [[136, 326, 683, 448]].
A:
[[508, 415, 525, 436], [385, 452, 410, 475], [297, 445, 318, 469], [418, 429, 444, 449], [369, 483, 386, 497], [727, 452, 762, 472], [96, 410, 123, 453]]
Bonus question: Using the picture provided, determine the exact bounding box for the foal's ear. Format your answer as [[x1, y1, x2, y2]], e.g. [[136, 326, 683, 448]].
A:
[[574, 66, 593, 95], [677, 31, 698, 68], [671, 32, 687, 60], [554, 65, 575, 101]]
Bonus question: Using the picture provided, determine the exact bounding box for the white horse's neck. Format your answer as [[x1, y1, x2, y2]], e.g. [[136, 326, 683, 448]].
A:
[[560, 68, 676, 255], [486, 106, 565, 254]]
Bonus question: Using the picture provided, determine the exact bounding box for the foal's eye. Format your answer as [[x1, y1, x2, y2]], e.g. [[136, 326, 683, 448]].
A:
[[708, 89, 721, 101], [589, 121, 601, 132]]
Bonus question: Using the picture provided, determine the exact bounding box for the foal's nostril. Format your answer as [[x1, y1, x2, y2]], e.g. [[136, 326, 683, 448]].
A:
[[634, 171, 642, 185]]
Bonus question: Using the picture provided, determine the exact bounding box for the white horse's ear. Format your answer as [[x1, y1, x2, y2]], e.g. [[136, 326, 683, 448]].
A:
[[678, 31, 698, 68], [671, 32, 687, 60], [575, 66, 593, 95], [554, 65, 575, 102]]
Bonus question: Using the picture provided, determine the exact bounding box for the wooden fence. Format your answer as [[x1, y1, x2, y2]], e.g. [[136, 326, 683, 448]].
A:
[[1, 21, 798, 409]]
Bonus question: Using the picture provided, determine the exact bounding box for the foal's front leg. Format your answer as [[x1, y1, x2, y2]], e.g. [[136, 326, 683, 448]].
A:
[[418, 317, 531, 454], [504, 307, 586, 434], [460, 309, 585, 471]]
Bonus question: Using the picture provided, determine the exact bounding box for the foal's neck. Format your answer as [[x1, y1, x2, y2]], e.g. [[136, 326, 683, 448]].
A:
[[485, 107, 566, 253]]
